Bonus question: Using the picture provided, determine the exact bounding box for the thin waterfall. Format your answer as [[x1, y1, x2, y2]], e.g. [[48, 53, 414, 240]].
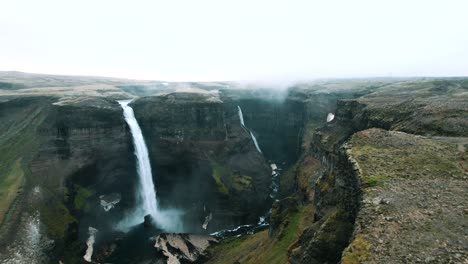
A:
[[250, 131, 262, 153], [118, 100, 158, 219], [237, 106, 245, 126], [237, 105, 262, 153]]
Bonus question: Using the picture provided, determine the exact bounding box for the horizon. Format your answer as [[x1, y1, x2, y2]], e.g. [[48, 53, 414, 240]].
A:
[[1, 0, 468, 81], [2, 70, 467, 84]]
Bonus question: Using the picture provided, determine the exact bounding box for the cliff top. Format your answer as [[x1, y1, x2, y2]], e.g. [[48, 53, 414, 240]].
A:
[[342, 128, 467, 263]]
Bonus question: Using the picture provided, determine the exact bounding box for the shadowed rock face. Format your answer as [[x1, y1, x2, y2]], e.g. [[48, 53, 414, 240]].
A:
[[0, 92, 285, 262], [28, 97, 139, 260], [0, 96, 138, 263], [219, 90, 306, 164], [132, 93, 272, 231]]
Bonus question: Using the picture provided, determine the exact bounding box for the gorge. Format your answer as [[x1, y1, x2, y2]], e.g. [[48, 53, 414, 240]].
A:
[[0, 72, 467, 263]]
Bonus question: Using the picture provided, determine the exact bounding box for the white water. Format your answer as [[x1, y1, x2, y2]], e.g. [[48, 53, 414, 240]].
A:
[[237, 106, 245, 126], [83, 227, 98, 262], [237, 105, 262, 153], [250, 131, 262, 153], [118, 100, 183, 232], [119, 100, 159, 218]]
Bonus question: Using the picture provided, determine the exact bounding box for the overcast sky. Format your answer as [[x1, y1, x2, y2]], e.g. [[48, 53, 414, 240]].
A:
[[0, 0, 467, 81]]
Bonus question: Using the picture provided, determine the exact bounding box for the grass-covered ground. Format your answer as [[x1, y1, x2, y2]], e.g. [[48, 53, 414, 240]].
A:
[[0, 100, 47, 226], [207, 204, 314, 264], [342, 128, 467, 263], [0, 159, 24, 225]]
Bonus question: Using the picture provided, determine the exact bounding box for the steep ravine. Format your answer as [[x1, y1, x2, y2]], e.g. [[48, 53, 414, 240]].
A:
[[1, 92, 299, 263], [288, 81, 468, 263], [1, 79, 466, 263], [206, 79, 468, 264]]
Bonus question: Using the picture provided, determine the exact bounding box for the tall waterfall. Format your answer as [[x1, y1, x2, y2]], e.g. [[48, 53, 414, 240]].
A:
[[118, 100, 158, 219], [237, 105, 262, 153]]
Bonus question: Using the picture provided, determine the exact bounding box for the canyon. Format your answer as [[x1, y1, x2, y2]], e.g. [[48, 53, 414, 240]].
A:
[[0, 72, 467, 263]]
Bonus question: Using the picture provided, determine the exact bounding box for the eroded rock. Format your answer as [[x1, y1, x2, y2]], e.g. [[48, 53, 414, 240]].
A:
[[154, 233, 217, 263], [99, 193, 121, 212]]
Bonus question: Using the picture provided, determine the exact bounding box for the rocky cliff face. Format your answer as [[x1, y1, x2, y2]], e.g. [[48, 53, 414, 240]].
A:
[[0, 93, 279, 262], [132, 92, 271, 231], [0, 96, 133, 262], [206, 78, 467, 264], [4, 97, 138, 262], [287, 79, 468, 263]]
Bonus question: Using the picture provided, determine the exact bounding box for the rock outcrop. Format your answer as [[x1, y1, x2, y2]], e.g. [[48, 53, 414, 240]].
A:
[[154, 233, 217, 263]]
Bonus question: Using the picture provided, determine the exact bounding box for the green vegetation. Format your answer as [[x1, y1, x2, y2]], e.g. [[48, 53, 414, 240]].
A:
[[361, 174, 386, 188], [73, 184, 95, 210], [232, 175, 252, 191], [211, 163, 252, 195], [0, 103, 46, 226], [212, 165, 229, 194], [341, 235, 371, 264], [0, 99, 77, 239], [350, 130, 464, 183], [314, 207, 355, 256], [0, 159, 24, 225], [207, 205, 312, 264], [39, 201, 75, 239]]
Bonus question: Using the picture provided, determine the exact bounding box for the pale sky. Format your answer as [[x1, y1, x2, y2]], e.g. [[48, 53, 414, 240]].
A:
[[0, 0, 467, 81]]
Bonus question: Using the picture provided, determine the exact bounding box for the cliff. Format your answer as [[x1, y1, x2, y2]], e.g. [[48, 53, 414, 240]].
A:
[[205, 78, 468, 264], [0, 75, 467, 263], [132, 92, 272, 230], [342, 129, 467, 263]]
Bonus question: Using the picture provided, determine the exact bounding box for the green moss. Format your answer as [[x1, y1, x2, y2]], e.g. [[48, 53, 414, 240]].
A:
[[341, 235, 371, 264], [208, 206, 309, 264], [40, 201, 76, 239], [212, 165, 229, 195], [232, 175, 252, 191], [0, 104, 47, 227], [351, 135, 463, 183], [211, 163, 252, 195], [208, 236, 247, 253], [0, 159, 24, 225], [265, 206, 303, 262], [73, 184, 95, 210], [315, 208, 354, 248], [362, 174, 386, 188]]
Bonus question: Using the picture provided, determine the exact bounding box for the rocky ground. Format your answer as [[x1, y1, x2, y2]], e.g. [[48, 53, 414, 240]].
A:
[[342, 128, 467, 264]]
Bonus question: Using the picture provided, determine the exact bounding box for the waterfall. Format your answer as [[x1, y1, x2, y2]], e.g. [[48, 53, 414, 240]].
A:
[[250, 131, 262, 153], [118, 100, 183, 232], [237, 105, 262, 153], [118, 100, 158, 219], [237, 106, 245, 126]]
